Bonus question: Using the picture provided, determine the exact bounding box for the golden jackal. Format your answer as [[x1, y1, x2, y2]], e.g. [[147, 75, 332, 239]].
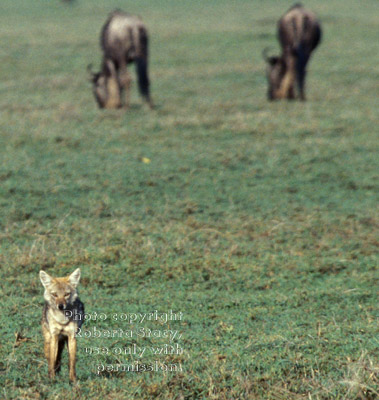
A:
[[39, 268, 85, 382]]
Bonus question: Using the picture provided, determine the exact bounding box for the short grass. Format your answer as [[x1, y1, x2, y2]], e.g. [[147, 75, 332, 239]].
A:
[[0, 0, 378, 399]]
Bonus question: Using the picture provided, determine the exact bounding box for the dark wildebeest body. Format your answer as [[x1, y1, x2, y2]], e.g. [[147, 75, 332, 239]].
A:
[[264, 4, 321, 100], [89, 10, 152, 109]]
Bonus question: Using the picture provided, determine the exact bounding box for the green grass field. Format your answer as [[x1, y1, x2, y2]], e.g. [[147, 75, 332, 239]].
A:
[[0, 0, 378, 398]]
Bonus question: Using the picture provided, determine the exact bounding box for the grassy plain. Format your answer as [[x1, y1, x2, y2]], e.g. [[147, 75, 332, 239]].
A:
[[0, 0, 378, 399]]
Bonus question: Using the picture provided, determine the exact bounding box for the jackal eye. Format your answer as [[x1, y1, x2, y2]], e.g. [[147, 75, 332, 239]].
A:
[[64, 293, 70, 297], [51, 293, 58, 298]]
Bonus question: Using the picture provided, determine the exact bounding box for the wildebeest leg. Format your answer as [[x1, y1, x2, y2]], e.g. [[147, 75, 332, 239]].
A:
[[296, 59, 307, 100], [104, 60, 122, 109], [123, 71, 132, 109], [297, 69, 306, 101], [288, 85, 295, 100], [296, 46, 309, 101], [278, 68, 296, 100], [118, 64, 131, 108]]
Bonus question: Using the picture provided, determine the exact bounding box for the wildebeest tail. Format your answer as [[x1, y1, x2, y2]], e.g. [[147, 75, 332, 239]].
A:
[[136, 56, 150, 99], [135, 27, 150, 100]]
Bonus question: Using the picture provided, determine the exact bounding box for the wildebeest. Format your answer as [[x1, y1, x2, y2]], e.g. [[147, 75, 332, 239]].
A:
[[263, 3, 322, 100], [88, 10, 152, 109]]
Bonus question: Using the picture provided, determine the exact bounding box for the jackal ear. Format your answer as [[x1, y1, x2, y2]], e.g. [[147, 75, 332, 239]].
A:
[[39, 270, 52, 288], [69, 268, 81, 288]]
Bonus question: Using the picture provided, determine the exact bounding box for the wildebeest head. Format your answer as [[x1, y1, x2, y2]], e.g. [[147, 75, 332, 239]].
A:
[[263, 48, 294, 100], [87, 60, 121, 109]]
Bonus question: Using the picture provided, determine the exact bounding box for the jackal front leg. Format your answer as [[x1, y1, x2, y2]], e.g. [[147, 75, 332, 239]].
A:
[[43, 328, 50, 362], [68, 334, 77, 382], [48, 334, 59, 379]]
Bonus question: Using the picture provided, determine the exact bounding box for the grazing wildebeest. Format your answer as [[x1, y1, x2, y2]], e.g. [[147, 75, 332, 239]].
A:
[[88, 10, 152, 109], [264, 3, 322, 100]]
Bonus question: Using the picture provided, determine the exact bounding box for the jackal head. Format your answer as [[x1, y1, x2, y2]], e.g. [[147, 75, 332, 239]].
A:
[[39, 269, 81, 312]]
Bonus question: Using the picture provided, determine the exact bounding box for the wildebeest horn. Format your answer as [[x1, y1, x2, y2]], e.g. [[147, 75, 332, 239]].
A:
[[87, 64, 98, 82], [262, 48, 272, 62], [87, 64, 94, 75]]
